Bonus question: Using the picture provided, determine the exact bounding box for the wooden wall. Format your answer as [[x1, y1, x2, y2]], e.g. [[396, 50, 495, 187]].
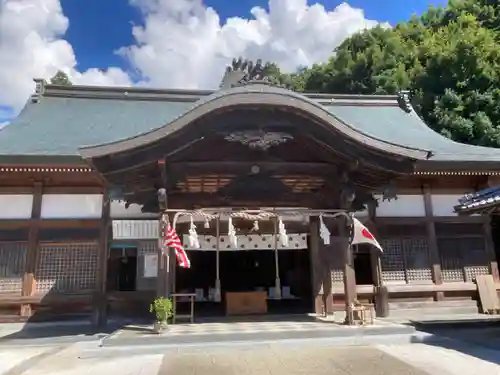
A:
[[0, 168, 498, 321]]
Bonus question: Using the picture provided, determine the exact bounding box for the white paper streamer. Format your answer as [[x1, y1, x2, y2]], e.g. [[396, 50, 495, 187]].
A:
[[278, 217, 288, 247], [319, 215, 331, 245], [228, 217, 238, 248], [188, 217, 200, 249]]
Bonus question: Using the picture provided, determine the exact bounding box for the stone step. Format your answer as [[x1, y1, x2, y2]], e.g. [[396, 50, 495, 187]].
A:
[[387, 305, 479, 319], [389, 300, 478, 310]]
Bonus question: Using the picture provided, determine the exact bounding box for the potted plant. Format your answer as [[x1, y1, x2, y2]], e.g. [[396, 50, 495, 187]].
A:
[[149, 297, 173, 334]]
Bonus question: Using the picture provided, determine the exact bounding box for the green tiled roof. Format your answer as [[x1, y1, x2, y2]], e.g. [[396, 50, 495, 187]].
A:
[[2, 82, 500, 164], [326, 105, 500, 162], [0, 97, 192, 156]]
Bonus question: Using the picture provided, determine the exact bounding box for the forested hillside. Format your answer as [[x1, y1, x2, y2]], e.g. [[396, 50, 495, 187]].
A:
[[279, 0, 500, 147]]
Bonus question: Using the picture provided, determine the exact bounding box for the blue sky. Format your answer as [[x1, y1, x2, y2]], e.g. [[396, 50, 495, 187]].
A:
[[61, 0, 446, 73], [0, 0, 447, 122]]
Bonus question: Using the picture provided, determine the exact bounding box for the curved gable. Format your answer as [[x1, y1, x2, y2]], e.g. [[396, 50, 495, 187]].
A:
[[79, 84, 431, 160]]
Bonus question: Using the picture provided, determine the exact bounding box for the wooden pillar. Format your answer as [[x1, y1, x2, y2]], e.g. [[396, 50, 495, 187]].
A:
[[156, 217, 166, 298], [422, 184, 444, 301], [157, 159, 172, 298], [367, 201, 382, 287], [340, 215, 357, 324], [309, 217, 324, 315], [321, 238, 333, 315], [20, 182, 43, 318], [483, 217, 499, 282], [92, 189, 110, 327]]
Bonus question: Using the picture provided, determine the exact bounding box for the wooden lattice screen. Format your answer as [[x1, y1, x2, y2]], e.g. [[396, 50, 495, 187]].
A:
[[437, 237, 489, 282], [380, 237, 432, 284], [35, 242, 98, 294], [0, 242, 28, 294]]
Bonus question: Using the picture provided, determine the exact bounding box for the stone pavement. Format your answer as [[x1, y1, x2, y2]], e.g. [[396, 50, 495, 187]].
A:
[[102, 318, 417, 348], [3, 341, 500, 375]]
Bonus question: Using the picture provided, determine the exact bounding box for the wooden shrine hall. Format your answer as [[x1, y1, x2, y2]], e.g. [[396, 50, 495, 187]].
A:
[[1, 62, 500, 324]]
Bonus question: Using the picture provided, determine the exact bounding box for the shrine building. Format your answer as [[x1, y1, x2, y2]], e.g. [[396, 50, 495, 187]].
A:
[[1, 72, 500, 324]]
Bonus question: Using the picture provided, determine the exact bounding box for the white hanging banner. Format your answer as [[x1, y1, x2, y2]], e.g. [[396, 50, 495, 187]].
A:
[[183, 233, 308, 250], [228, 217, 238, 248], [188, 217, 200, 249], [319, 215, 331, 245], [278, 217, 288, 247], [143, 254, 158, 277]]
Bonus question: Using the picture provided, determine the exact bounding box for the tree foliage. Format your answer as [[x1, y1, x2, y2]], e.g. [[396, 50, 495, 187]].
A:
[[278, 0, 500, 147]]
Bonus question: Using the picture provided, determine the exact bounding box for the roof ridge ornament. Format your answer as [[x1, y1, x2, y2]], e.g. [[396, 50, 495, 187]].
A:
[[219, 57, 279, 89], [397, 90, 413, 113]]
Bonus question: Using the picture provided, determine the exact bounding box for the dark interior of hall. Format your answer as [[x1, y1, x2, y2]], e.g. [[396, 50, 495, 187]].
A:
[[175, 248, 312, 316]]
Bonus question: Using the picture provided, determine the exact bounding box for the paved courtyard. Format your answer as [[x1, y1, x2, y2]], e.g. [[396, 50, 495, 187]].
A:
[[1, 341, 500, 375]]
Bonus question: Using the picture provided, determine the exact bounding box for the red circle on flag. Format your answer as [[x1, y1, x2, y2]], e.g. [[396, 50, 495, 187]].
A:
[[361, 228, 375, 240]]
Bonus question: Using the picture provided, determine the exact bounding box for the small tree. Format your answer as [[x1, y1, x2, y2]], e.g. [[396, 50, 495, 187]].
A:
[[50, 70, 72, 86]]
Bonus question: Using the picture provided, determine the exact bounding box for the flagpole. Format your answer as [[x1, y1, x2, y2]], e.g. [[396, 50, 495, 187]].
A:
[[164, 213, 171, 297], [273, 217, 281, 300], [214, 216, 221, 302]]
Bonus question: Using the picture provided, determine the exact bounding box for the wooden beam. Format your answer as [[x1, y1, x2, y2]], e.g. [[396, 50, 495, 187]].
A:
[[43, 186, 104, 194], [165, 192, 325, 210], [20, 182, 42, 317], [0, 220, 30, 229], [39, 219, 101, 229], [168, 161, 336, 176], [0, 187, 35, 194]]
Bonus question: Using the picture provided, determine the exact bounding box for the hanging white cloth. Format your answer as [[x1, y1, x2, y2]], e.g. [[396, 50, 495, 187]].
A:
[[319, 215, 331, 245], [188, 216, 200, 249], [228, 217, 238, 248], [278, 217, 288, 247]]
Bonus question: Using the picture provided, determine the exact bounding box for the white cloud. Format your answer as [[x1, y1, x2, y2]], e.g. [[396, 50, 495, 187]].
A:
[[121, 0, 384, 89], [0, 0, 385, 113], [0, 0, 131, 111]]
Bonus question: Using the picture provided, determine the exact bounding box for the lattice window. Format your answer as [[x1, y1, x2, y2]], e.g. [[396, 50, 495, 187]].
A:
[[380, 239, 406, 283], [462, 238, 489, 281], [0, 242, 27, 294], [438, 238, 464, 282], [403, 238, 432, 283], [35, 242, 98, 293], [438, 237, 489, 282]]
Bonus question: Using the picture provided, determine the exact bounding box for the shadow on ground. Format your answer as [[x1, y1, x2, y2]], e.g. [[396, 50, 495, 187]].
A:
[[0, 320, 126, 345], [408, 318, 500, 366]]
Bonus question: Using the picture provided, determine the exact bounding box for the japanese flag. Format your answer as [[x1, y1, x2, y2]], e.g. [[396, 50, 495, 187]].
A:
[[351, 217, 383, 252]]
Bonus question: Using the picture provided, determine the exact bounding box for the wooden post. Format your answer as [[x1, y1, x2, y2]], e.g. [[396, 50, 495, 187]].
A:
[[156, 216, 165, 298], [422, 184, 444, 301], [92, 189, 110, 327], [483, 217, 499, 282], [309, 217, 324, 315], [20, 182, 43, 318]]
